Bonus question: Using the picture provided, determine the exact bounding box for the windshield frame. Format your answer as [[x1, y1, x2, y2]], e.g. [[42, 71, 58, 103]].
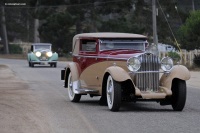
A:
[[33, 45, 52, 52], [99, 39, 146, 52]]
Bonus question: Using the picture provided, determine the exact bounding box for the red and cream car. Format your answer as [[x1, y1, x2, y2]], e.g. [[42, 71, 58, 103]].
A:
[[61, 33, 190, 112]]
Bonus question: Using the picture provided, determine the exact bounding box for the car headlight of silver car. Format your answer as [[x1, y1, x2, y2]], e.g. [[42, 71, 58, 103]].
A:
[[161, 57, 173, 71], [127, 57, 141, 72], [35, 51, 41, 57], [46, 52, 53, 57]]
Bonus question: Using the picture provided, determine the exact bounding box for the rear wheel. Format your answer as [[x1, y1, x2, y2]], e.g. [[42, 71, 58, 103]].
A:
[[67, 72, 81, 102], [171, 79, 187, 111], [106, 75, 121, 111], [29, 62, 31, 67]]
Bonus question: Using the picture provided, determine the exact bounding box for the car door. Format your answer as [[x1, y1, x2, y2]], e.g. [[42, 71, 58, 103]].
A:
[[78, 39, 100, 89]]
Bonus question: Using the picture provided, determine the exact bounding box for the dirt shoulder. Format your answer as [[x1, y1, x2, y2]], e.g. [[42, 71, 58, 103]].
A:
[[0, 65, 53, 133]]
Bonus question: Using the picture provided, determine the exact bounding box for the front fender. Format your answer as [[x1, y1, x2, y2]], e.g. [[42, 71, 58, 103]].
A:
[[27, 53, 31, 61], [29, 52, 39, 61], [49, 52, 58, 61], [105, 66, 131, 82], [160, 65, 190, 89]]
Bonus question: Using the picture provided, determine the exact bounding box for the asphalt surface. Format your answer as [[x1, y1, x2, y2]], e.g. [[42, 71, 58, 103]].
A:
[[0, 58, 200, 133]]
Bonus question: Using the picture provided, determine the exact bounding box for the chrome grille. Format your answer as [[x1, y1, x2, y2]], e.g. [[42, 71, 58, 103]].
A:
[[39, 52, 48, 61], [135, 53, 160, 92]]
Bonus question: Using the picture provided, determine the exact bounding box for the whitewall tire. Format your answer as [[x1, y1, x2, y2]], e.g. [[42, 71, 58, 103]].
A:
[[67, 72, 81, 102], [106, 75, 121, 111]]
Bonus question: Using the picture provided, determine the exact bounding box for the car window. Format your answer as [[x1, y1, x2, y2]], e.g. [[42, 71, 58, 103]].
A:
[[34, 45, 51, 51], [100, 39, 145, 51], [81, 40, 96, 52]]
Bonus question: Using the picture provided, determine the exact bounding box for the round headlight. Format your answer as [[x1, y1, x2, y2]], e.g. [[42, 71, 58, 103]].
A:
[[35, 51, 41, 57], [46, 52, 53, 57], [127, 57, 141, 72], [161, 57, 173, 71]]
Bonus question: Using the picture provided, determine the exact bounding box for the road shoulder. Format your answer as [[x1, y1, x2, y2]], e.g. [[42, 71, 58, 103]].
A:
[[0, 64, 53, 133]]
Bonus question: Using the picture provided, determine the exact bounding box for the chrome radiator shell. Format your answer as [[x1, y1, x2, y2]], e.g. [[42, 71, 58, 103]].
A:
[[135, 53, 160, 92]]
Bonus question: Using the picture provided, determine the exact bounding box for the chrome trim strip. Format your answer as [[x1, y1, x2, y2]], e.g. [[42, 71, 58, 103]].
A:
[[73, 54, 128, 60], [75, 88, 99, 94], [129, 71, 163, 74]]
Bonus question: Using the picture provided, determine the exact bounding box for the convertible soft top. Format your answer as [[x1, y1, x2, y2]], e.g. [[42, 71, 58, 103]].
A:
[[74, 32, 146, 39], [73, 32, 146, 46], [72, 33, 147, 54]]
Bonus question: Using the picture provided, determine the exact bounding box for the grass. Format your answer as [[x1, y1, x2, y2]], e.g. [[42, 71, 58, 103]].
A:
[[187, 65, 200, 71]]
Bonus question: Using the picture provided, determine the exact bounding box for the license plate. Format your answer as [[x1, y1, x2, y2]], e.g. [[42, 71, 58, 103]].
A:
[[41, 62, 47, 65]]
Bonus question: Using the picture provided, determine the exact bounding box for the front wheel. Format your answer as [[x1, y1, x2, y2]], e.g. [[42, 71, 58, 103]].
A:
[[50, 63, 57, 67], [106, 75, 121, 111], [54, 63, 57, 68], [31, 63, 34, 67], [67, 72, 81, 102], [171, 79, 187, 111]]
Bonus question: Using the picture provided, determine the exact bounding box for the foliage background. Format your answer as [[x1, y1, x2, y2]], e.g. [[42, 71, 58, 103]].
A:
[[0, 0, 200, 54]]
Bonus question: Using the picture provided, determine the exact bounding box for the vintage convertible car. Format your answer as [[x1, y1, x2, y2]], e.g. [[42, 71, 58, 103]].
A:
[[27, 43, 58, 67], [61, 33, 190, 111]]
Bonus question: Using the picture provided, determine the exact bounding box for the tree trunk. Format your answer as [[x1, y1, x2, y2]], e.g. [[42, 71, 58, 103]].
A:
[[1, 6, 9, 54], [76, 15, 82, 34], [34, 19, 40, 43], [192, 0, 195, 11], [34, 0, 40, 43]]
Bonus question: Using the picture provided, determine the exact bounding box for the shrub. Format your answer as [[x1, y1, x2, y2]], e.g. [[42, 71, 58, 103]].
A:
[[9, 44, 22, 54], [168, 51, 181, 63], [193, 54, 200, 67]]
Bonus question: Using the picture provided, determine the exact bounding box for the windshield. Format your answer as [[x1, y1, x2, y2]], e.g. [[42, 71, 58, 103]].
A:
[[34, 45, 51, 51], [100, 39, 146, 51]]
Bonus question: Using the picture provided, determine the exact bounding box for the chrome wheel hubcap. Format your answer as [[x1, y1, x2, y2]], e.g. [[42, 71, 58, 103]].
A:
[[107, 76, 114, 108], [68, 73, 74, 99]]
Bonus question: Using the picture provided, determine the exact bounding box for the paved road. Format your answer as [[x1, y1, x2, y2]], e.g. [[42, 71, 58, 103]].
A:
[[0, 58, 200, 133]]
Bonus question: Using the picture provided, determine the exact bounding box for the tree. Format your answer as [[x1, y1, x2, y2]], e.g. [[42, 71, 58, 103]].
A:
[[97, 0, 134, 32], [1, 5, 9, 54], [30, 0, 66, 43], [178, 10, 200, 50], [39, 12, 75, 52], [5, 2, 33, 42]]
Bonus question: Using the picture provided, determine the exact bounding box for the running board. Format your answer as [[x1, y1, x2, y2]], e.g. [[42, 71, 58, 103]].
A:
[[75, 88, 99, 94]]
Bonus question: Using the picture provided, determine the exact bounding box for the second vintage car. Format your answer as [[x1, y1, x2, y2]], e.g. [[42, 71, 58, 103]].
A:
[[27, 43, 58, 67], [61, 32, 190, 112]]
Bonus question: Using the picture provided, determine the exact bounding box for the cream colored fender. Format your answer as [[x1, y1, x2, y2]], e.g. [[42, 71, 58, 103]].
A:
[[65, 62, 81, 91], [105, 66, 132, 82], [160, 65, 190, 89], [65, 62, 80, 82]]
